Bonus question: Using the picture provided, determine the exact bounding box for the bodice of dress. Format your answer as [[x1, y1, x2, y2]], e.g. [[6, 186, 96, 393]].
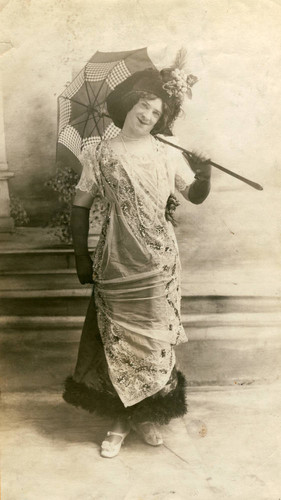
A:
[[76, 137, 194, 282]]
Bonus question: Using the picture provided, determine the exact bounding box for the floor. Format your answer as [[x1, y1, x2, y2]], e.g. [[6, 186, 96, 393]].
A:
[[1, 382, 281, 500]]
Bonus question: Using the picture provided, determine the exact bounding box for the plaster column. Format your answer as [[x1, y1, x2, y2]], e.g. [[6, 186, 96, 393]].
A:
[[0, 75, 14, 232]]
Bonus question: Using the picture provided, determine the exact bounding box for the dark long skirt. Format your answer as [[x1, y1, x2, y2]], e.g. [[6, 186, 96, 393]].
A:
[[63, 292, 187, 425]]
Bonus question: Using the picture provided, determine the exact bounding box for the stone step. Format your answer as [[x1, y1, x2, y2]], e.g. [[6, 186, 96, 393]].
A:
[[0, 311, 280, 330], [1, 321, 280, 392], [0, 288, 280, 317], [0, 269, 82, 290], [0, 249, 77, 272], [0, 291, 90, 317], [1, 268, 280, 298]]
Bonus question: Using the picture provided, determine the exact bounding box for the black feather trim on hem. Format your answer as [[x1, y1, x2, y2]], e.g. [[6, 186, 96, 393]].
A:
[[63, 371, 187, 425]]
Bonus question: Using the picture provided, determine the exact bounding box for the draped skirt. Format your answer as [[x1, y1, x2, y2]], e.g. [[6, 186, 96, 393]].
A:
[[63, 289, 188, 425]]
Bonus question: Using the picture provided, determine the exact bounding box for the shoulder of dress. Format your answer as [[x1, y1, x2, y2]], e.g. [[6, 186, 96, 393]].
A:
[[77, 143, 102, 169], [81, 141, 107, 157], [80, 142, 98, 154], [153, 134, 181, 154]]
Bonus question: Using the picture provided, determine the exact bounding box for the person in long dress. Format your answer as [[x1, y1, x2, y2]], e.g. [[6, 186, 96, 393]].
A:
[[63, 68, 211, 458]]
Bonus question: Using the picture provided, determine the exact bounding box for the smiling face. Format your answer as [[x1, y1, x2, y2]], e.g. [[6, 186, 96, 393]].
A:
[[122, 97, 163, 138]]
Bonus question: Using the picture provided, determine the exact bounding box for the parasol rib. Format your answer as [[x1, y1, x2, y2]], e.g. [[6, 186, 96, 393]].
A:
[[60, 96, 89, 108], [84, 80, 103, 138], [81, 114, 90, 141]]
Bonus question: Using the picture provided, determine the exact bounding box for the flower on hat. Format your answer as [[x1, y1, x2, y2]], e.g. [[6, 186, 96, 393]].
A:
[[162, 69, 198, 102]]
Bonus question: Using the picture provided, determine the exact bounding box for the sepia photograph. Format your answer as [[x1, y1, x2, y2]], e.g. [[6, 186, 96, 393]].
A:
[[1, 0, 280, 498]]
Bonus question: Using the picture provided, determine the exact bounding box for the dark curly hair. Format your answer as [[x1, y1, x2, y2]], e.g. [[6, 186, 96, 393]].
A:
[[116, 89, 181, 135]]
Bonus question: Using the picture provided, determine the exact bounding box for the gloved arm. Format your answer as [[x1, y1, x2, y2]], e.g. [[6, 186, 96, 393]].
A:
[[71, 205, 94, 285], [182, 151, 212, 205]]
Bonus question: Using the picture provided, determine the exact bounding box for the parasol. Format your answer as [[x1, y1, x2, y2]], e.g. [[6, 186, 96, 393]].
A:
[[57, 47, 157, 172]]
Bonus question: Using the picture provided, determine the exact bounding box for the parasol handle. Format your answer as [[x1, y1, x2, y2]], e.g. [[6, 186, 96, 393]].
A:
[[155, 135, 263, 191]]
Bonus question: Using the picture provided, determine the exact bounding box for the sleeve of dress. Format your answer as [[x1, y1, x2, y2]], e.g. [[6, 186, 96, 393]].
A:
[[76, 144, 101, 197], [164, 136, 194, 193]]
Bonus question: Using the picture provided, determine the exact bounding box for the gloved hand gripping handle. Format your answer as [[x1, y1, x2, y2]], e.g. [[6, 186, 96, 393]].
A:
[[183, 151, 211, 205]]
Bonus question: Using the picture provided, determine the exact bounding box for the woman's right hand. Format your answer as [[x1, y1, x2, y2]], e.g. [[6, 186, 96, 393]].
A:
[[75, 254, 94, 284]]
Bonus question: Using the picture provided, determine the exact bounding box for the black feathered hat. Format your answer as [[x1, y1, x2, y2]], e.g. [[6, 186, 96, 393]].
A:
[[106, 67, 198, 130]]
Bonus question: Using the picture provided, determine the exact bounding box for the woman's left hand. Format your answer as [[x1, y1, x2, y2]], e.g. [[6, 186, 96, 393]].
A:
[[188, 151, 212, 181]]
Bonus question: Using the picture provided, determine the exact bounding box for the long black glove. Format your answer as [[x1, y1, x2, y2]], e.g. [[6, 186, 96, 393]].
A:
[[71, 205, 94, 285], [183, 151, 211, 205]]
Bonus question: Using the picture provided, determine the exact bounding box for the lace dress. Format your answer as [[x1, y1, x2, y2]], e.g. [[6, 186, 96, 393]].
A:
[[69, 136, 193, 409]]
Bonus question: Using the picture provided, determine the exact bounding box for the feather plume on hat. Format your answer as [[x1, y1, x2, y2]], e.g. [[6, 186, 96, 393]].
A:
[[159, 47, 198, 102], [171, 46, 188, 70]]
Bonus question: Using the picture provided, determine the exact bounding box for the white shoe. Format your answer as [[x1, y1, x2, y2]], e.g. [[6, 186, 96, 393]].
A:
[[100, 430, 130, 458], [131, 421, 163, 446]]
